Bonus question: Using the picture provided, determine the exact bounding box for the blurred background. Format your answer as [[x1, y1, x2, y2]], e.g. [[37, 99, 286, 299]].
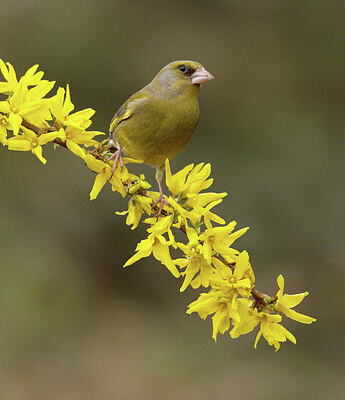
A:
[[0, 0, 344, 398]]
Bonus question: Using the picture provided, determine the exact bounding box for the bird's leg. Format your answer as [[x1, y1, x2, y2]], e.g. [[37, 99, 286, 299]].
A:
[[153, 167, 170, 218], [107, 144, 124, 177]]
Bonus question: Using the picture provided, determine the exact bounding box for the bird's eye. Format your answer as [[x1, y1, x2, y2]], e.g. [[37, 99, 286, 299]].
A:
[[179, 64, 187, 73]]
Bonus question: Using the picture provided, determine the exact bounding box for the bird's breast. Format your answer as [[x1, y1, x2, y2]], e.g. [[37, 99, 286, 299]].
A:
[[116, 92, 200, 167]]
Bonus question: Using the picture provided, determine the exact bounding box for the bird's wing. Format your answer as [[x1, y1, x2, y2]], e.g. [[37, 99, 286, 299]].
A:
[[109, 90, 149, 134]]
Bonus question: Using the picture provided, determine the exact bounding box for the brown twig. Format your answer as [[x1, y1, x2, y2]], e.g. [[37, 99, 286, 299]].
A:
[[251, 288, 272, 312], [21, 119, 46, 135]]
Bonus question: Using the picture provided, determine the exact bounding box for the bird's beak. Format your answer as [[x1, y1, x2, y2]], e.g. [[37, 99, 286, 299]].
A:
[[191, 67, 215, 85]]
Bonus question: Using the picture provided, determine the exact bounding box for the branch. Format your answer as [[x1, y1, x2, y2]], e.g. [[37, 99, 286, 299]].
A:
[[21, 118, 68, 149], [21, 117, 273, 310]]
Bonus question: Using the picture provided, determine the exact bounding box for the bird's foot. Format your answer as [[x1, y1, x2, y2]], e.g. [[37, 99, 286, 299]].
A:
[[153, 194, 171, 218], [107, 146, 124, 178]]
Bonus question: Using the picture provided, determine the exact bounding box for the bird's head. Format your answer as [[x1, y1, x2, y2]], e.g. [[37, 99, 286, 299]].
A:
[[151, 60, 214, 97]]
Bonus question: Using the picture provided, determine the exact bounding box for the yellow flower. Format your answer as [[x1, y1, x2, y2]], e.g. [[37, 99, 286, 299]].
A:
[[186, 253, 255, 341], [165, 159, 213, 198], [56, 128, 85, 159], [0, 60, 45, 95], [0, 59, 19, 94], [173, 222, 214, 291], [0, 81, 52, 135], [230, 307, 296, 351], [176, 249, 214, 292], [168, 190, 226, 230], [165, 160, 194, 196], [199, 221, 249, 264], [0, 101, 19, 135], [274, 275, 316, 324], [211, 251, 253, 301], [146, 214, 175, 237], [84, 153, 127, 199], [185, 191, 227, 209], [111, 164, 138, 195], [145, 212, 190, 248], [193, 199, 226, 229], [49, 85, 95, 130], [85, 152, 138, 200], [185, 162, 213, 195], [115, 176, 153, 229], [7, 127, 58, 164], [116, 195, 153, 230], [254, 312, 296, 351], [166, 196, 197, 221], [49, 86, 74, 124], [123, 233, 180, 278], [187, 291, 241, 341], [57, 124, 102, 160], [211, 299, 239, 342], [0, 61, 55, 132], [168, 197, 225, 251], [187, 291, 222, 319]]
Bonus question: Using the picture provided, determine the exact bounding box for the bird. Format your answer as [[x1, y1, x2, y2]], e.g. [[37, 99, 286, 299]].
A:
[[108, 60, 214, 216]]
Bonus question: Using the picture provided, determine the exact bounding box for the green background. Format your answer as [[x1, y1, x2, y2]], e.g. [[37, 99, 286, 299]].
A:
[[0, 0, 344, 398]]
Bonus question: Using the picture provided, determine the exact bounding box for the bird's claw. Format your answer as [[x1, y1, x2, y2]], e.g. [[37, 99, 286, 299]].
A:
[[107, 147, 124, 179], [153, 195, 170, 218]]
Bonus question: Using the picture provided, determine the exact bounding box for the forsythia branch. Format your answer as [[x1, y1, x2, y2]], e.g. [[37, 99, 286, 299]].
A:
[[21, 118, 68, 148], [0, 59, 316, 351]]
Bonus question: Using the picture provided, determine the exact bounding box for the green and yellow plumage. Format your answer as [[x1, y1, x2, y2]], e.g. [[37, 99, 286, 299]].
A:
[[109, 60, 213, 168], [109, 60, 214, 215]]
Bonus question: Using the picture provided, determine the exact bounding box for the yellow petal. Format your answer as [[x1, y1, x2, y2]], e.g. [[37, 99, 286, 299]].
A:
[[180, 262, 199, 292], [0, 125, 8, 145], [38, 131, 59, 145], [165, 158, 193, 196], [8, 112, 22, 135], [230, 315, 259, 338], [152, 240, 180, 278], [66, 139, 86, 159], [147, 214, 174, 235], [126, 200, 142, 230], [0, 59, 9, 80], [7, 136, 31, 151], [187, 295, 219, 316], [0, 101, 10, 113], [32, 145, 46, 164], [235, 250, 250, 278], [277, 274, 285, 298], [27, 80, 55, 101], [90, 170, 107, 200], [282, 308, 316, 324], [115, 210, 128, 216], [254, 330, 262, 349], [123, 246, 152, 267], [278, 325, 296, 344], [62, 84, 74, 117], [10, 79, 26, 107], [281, 292, 309, 308], [84, 153, 105, 173], [212, 308, 230, 342]]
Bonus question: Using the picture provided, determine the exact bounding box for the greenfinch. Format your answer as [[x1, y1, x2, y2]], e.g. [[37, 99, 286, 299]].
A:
[[109, 60, 214, 215]]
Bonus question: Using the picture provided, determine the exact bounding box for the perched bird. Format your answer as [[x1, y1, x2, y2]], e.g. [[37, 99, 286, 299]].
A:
[[109, 60, 214, 215]]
